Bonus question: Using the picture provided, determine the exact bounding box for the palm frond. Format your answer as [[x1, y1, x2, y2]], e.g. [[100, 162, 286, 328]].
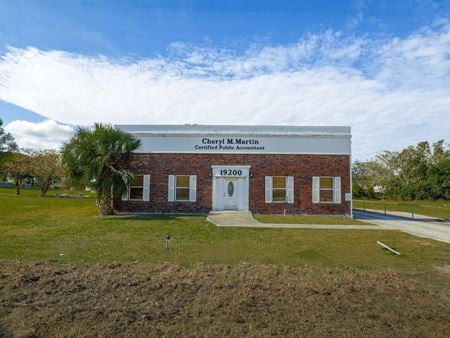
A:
[[61, 123, 141, 198]]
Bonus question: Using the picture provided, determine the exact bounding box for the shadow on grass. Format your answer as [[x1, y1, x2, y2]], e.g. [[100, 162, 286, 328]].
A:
[[102, 214, 207, 222]]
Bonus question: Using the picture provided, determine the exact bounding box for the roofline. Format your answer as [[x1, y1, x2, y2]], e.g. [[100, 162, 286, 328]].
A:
[[115, 124, 352, 137]]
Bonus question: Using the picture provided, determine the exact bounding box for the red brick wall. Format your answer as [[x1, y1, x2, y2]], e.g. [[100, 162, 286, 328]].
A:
[[114, 153, 351, 215]]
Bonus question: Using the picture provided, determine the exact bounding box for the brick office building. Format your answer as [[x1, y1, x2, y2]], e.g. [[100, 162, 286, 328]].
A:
[[114, 125, 352, 217]]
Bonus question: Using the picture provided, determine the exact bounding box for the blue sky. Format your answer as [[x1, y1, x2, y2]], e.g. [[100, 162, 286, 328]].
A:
[[1, 0, 442, 59], [0, 0, 449, 159]]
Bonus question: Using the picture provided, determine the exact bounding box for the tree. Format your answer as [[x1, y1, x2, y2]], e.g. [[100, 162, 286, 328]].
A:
[[0, 118, 18, 153], [352, 160, 391, 199], [0, 118, 18, 179], [3, 153, 31, 195], [426, 140, 450, 199], [427, 159, 450, 200], [30, 150, 63, 196], [61, 123, 141, 216], [353, 140, 449, 201]]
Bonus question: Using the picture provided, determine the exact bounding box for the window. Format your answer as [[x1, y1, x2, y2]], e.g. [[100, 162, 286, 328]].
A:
[[265, 176, 294, 203], [129, 175, 144, 200], [175, 175, 190, 201], [312, 176, 341, 204], [272, 176, 287, 202], [168, 175, 197, 202], [319, 177, 333, 202], [122, 174, 150, 201]]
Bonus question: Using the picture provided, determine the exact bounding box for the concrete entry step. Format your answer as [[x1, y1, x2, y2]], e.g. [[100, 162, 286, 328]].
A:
[[207, 211, 261, 227]]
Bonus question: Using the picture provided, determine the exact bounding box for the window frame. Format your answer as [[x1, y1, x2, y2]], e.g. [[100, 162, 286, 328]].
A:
[[129, 175, 144, 201], [319, 176, 334, 203], [271, 176, 287, 203], [175, 175, 191, 202]]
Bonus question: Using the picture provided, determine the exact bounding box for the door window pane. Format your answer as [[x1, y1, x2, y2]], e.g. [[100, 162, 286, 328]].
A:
[[227, 181, 234, 197]]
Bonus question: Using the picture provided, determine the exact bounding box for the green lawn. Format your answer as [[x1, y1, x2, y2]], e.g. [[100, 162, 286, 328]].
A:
[[0, 187, 449, 269], [353, 199, 450, 219], [255, 214, 370, 225]]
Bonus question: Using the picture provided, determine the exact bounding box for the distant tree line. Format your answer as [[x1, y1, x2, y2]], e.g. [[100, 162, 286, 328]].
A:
[[0, 118, 63, 196], [3, 149, 63, 196], [352, 140, 450, 200]]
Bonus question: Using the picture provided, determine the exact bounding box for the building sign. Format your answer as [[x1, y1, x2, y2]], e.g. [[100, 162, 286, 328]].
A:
[[117, 125, 351, 155], [195, 138, 265, 151], [136, 135, 350, 155]]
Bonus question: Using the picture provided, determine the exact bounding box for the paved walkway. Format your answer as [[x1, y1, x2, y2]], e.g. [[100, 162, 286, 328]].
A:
[[207, 211, 386, 230], [208, 210, 450, 244], [353, 210, 450, 244]]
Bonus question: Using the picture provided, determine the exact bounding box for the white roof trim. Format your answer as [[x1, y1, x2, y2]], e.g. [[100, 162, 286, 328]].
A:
[[115, 124, 351, 137], [147, 151, 351, 155]]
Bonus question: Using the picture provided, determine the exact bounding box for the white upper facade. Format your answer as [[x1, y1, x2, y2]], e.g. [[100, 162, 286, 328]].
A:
[[115, 124, 351, 155]]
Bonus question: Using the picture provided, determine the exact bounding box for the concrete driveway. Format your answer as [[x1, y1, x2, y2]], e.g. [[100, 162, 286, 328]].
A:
[[353, 209, 450, 244]]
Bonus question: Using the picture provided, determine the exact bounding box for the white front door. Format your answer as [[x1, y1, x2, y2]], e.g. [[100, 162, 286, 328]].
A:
[[211, 165, 250, 211], [223, 178, 238, 210]]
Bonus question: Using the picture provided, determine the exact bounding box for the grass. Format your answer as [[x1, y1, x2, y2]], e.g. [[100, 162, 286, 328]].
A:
[[0, 187, 449, 269], [353, 199, 450, 219], [255, 214, 371, 225], [1, 187, 449, 337]]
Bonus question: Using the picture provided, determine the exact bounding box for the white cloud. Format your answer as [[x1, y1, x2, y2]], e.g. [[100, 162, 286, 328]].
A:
[[0, 22, 449, 159], [4, 119, 73, 150]]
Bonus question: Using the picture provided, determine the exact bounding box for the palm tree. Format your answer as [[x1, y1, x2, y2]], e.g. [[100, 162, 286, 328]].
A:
[[61, 123, 141, 216]]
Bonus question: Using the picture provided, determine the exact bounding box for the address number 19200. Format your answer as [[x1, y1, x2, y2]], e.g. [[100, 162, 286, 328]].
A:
[[220, 169, 243, 176]]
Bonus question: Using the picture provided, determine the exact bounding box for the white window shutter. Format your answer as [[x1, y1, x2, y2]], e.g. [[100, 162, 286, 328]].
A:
[[265, 176, 273, 203], [333, 176, 341, 204], [143, 175, 150, 201], [189, 175, 197, 202], [168, 175, 175, 202], [312, 176, 320, 203], [286, 176, 294, 203], [121, 187, 129, 201]]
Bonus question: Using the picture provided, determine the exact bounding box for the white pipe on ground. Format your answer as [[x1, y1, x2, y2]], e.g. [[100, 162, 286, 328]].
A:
[[377, 241, 400, 255]]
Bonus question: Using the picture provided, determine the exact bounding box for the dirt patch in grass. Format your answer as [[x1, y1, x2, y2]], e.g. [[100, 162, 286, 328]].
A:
[[435, 264, 450, 276], [1, 262, 449, 337]]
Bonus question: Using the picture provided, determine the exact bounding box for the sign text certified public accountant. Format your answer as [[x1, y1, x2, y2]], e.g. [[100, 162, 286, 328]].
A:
[[194, 137, 265, 151]]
